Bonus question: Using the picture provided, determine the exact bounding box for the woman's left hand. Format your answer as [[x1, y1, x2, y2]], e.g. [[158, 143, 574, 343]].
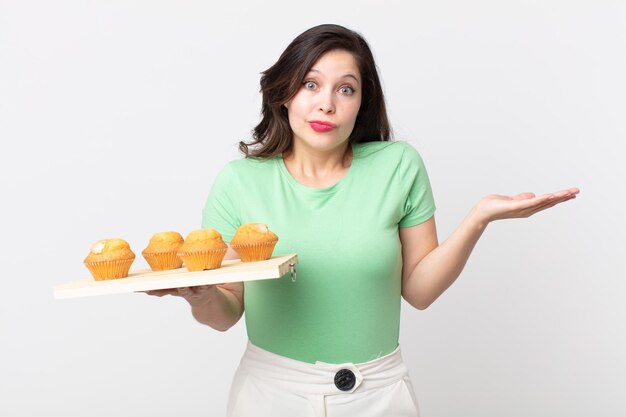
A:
[[473, 187, 580, 224]]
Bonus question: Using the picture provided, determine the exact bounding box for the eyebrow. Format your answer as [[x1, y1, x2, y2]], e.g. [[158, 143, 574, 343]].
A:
[[308, 69, 361, 85]]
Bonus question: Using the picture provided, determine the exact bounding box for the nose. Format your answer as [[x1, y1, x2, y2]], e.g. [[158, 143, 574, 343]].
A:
[[319, 103, 335, 114], [318, 91, 335, 114], [320, 105, 335, 114]]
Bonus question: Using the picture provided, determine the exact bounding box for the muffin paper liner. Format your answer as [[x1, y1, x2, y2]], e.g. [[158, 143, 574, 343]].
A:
[[84, 258, 135, 281], [176, 248, 228, 271], [142, 251, 183, 271], [230, 240, 278, 262]]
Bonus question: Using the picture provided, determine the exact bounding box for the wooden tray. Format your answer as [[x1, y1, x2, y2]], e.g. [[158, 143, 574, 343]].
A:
[[53, 254, 298, 299]]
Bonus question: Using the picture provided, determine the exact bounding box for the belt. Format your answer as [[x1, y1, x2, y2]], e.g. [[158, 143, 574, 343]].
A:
[[238, 341, 409, 396]]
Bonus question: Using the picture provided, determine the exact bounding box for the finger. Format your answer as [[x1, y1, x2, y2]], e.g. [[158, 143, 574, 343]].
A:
[[143, 289, 174, 297], [513, 187, 579, 204], [559, 187, 580, 195], [177, 287, 193, 296], [542, 188, 580, 199], [526, 194, 577, 216], [504, 193, 569, 217], [548, 190, 573, 199]]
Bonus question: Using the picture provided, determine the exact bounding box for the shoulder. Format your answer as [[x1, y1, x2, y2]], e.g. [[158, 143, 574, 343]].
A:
[[217, 156, 278, 178], [224, 155, 275, 169], [353, 140, 425, 164]]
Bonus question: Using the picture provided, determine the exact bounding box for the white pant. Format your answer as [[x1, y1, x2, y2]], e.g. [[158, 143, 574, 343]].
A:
[[226, 342, 420, 417]]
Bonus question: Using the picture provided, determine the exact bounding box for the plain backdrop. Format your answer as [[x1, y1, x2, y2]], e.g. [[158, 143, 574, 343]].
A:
[[1, 1, 624, 416]]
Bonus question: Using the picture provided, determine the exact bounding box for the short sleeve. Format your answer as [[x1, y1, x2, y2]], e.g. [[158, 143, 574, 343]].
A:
[[398, 144, 436, 228], [201, 163, 240, 242]]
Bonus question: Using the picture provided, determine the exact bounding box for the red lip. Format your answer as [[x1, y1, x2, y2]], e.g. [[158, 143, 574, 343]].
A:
[[309, 120, 336, 132]]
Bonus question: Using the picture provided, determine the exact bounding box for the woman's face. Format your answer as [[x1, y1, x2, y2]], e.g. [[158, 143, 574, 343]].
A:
[[284, 49, 362, 155]]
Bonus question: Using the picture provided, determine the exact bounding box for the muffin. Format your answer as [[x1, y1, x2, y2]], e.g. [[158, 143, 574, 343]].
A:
[[84, 238, 136, 280], [230, 223, 279, 262], [142, 231, 184, 271], [176, 229, 228, 271]]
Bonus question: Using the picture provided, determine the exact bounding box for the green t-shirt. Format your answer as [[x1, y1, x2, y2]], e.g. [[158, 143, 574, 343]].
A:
[[202, 141, 435, 364]]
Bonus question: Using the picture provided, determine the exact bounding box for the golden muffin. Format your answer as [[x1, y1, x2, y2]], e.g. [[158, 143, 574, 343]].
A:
[[176, 228, 227, 271], [84, 238, 136, 280], [230, 223, 279, 262], [142, 231, 184, 271]]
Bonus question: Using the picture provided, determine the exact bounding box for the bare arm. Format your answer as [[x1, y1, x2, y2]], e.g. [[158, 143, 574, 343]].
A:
[[401, 188, 579, 310], [146, 244, 244, 331]]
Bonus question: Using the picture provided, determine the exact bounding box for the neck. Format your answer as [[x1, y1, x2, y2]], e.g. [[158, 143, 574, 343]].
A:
[[283, 142, 353, 188]]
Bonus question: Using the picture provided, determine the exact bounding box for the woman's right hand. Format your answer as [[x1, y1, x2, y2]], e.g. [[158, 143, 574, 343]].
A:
[[145, 285, 218, 307], [143, 245, 244, 331], [144, 281, 244, 331]]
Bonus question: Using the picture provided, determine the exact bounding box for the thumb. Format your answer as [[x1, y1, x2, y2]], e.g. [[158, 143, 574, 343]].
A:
[[513, 192, 536, 200]]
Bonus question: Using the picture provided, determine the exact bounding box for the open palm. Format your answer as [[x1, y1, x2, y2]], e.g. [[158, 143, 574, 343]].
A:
[[476, 187, 580, 222]]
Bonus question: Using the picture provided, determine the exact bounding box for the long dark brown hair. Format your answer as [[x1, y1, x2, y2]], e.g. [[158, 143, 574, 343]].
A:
[[239, 24, 392, 158]]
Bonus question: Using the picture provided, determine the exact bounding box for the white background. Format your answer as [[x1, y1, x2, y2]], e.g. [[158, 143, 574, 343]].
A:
[[1, 0, 625, 416]]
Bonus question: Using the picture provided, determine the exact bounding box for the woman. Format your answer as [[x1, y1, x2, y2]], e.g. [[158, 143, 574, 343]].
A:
[[149, 24, 579, 416]]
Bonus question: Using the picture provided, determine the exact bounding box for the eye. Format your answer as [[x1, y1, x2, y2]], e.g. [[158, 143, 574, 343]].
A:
[[339, 85, 355, 95], [303, 81, 317, 90]]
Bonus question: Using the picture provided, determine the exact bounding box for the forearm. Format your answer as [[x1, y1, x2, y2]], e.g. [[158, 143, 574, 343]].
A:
[[404, 208, 488, 309], [190, 285, 244, 331]]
